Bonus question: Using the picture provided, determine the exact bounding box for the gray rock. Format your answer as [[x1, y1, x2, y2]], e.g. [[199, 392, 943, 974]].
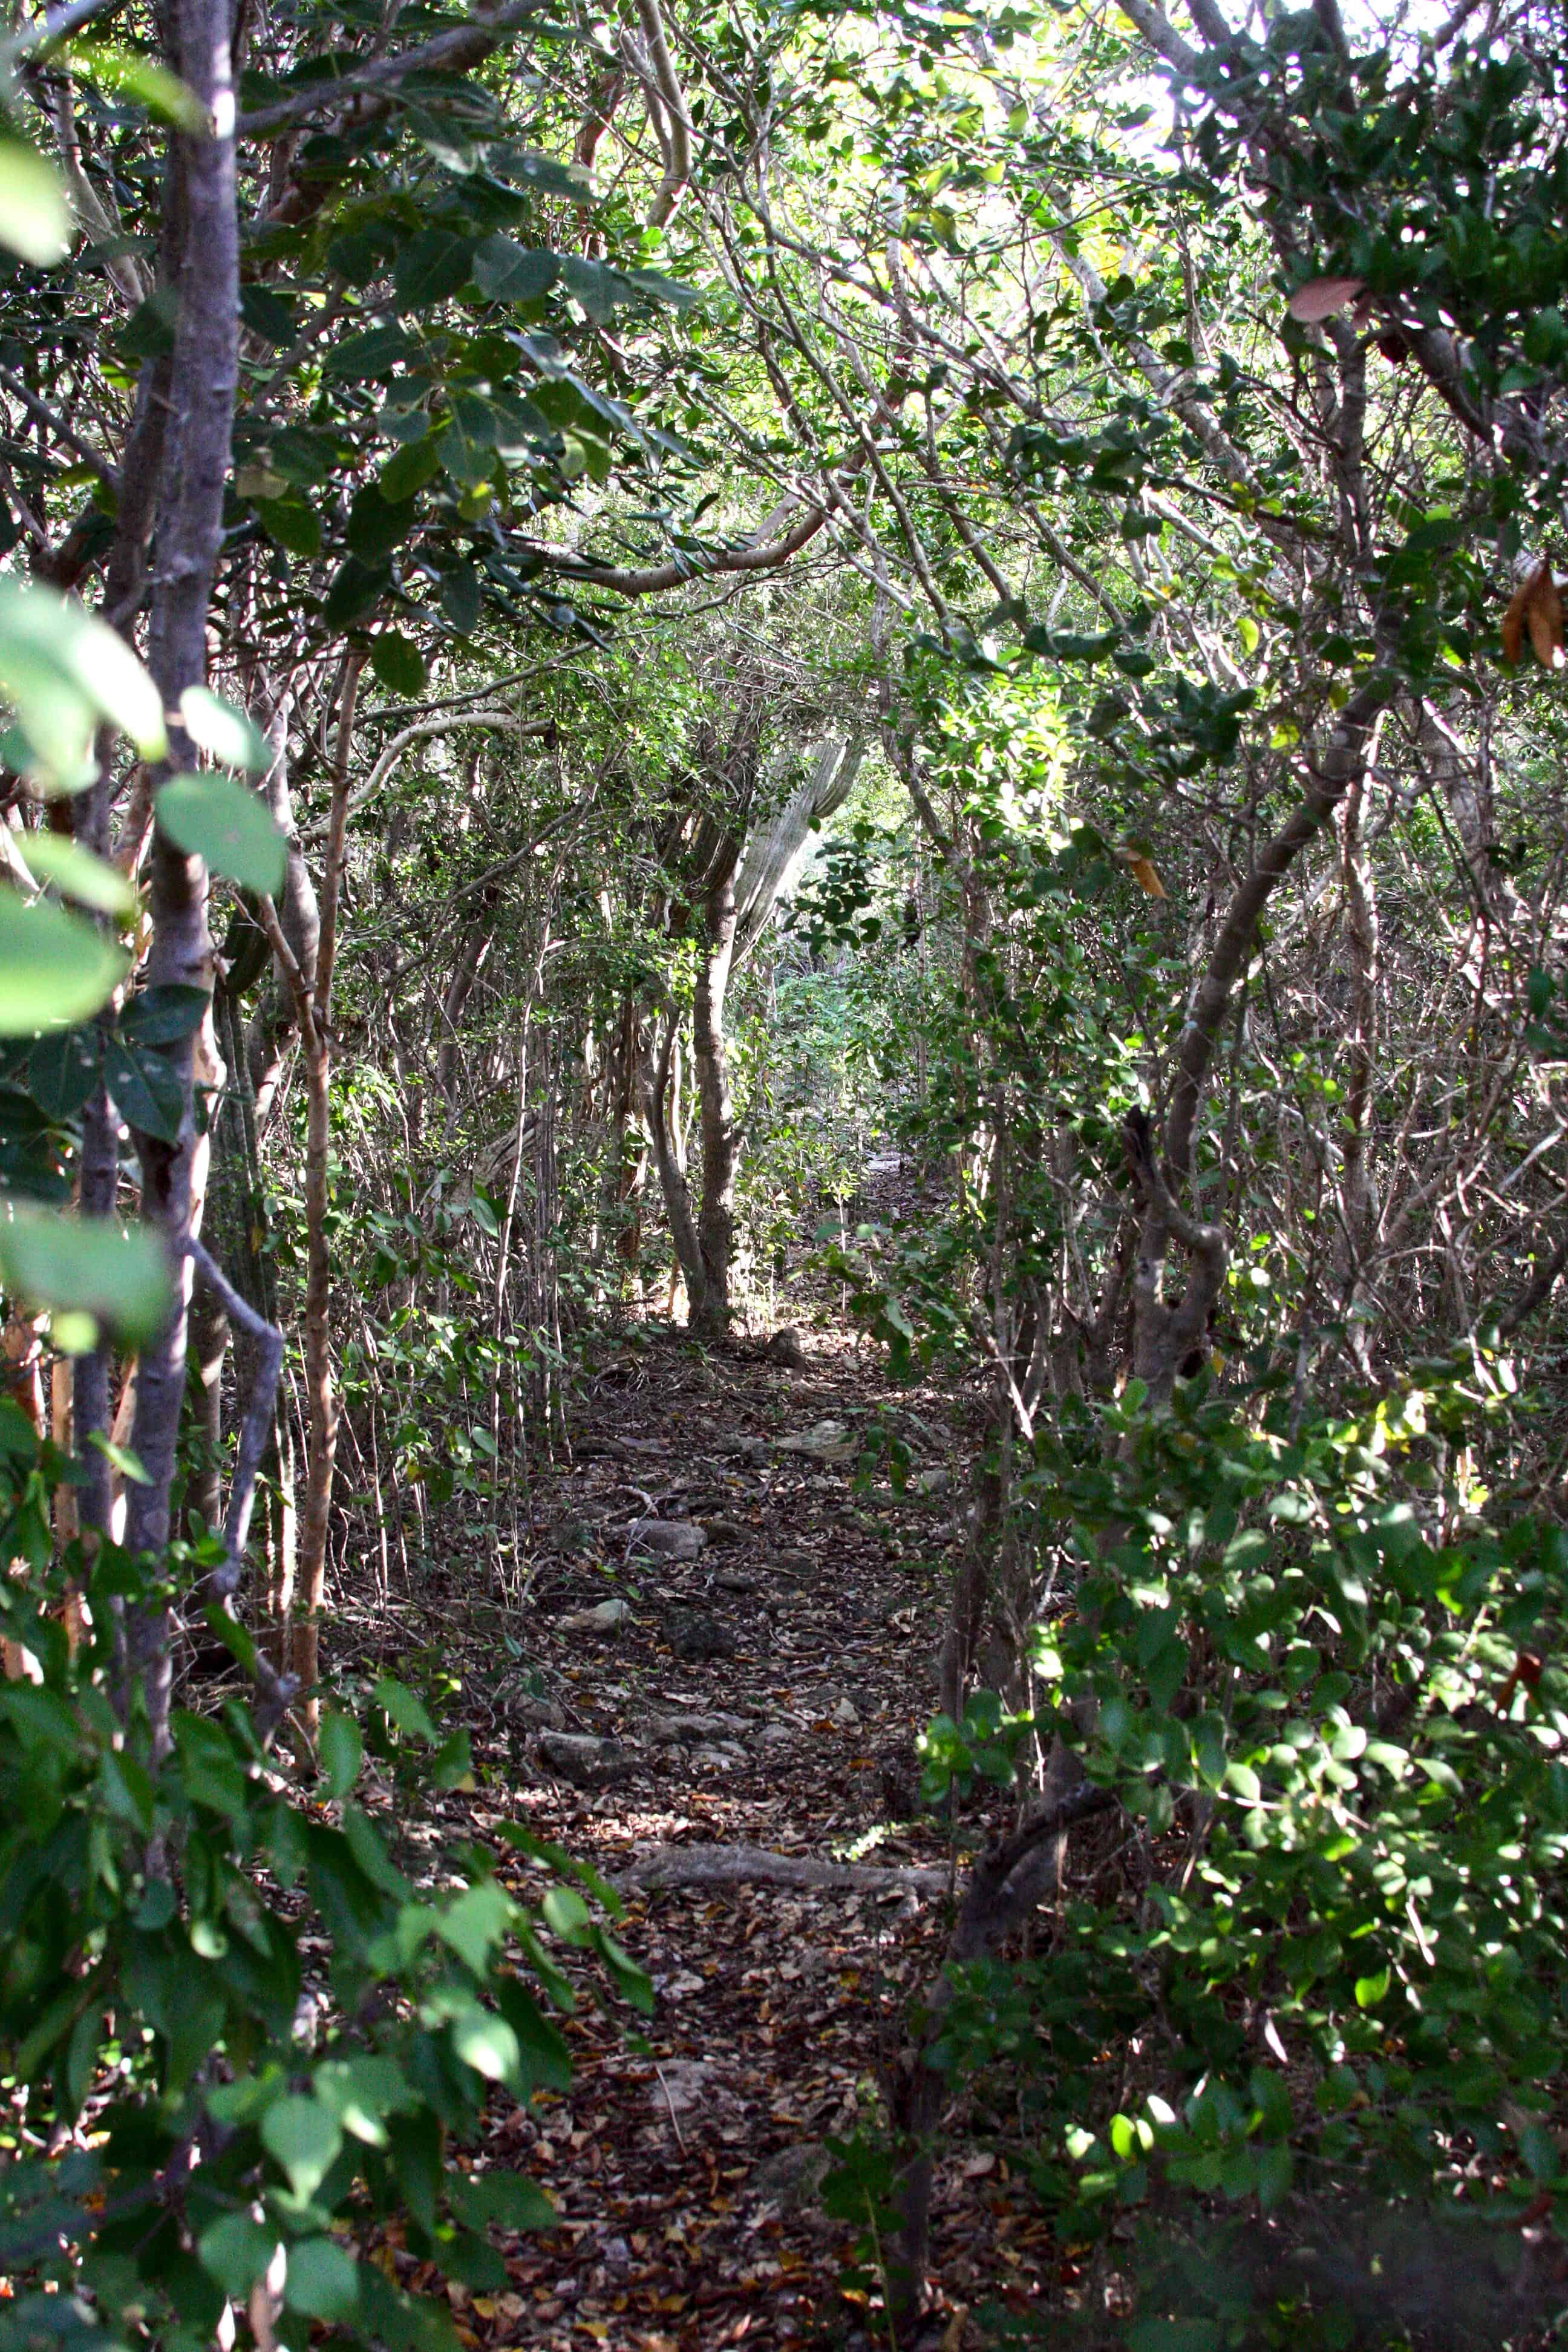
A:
[[537, 1730, 633, 1787], [711, 1565, 758, 1593], [912, 1464, 952, 1497], [558, 1597, 632, 1634], [504, 1690, 565, 1730], [645, 1709, 750, 1745], [750, 2142, 830, 2210], [665, 1607, 737, 1661], [633, 1520, 706, 1560]]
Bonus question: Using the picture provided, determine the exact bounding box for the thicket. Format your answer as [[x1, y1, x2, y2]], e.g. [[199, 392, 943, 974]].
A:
[[0, 0, 1566, 2342]]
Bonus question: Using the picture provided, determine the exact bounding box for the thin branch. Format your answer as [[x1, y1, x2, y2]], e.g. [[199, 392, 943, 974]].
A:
[[234, 0, 550, 136], [0, 365, 119, 486]]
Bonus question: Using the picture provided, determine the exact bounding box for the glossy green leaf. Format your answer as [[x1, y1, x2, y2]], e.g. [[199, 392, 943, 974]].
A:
[[319, 1711, 364, 1802], [105, 1033, 185, 1143], [261, 2096, 343, 2200], [0, 142, 72, 266], [0, 887, 126, 1033], [394, 229, 476, 310], [369, 630, 428, 697], [251, 495, 324, 557], [154, 773, 287, 894], [11, 832, 137, 918], [472, 237, 557, 303], [0, 1210, 170, 1344], [348, 486, 416, 563], [0, 580, 167, 789], [284, 2238, 361, 2322], [180, 685, 272, 774]]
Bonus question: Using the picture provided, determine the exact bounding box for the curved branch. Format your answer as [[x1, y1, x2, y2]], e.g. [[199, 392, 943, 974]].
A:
[[633, 0, 691, 226]]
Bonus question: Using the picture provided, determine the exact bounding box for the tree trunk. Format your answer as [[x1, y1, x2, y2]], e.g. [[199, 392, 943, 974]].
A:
[[641, 1008, 707, 1318], [122, 0, 239, 1760], [691, 866, 739, 1336], [292, 657, 363, 1725]]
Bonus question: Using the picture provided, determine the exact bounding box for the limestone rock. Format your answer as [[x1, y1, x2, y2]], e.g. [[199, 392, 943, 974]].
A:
[[537, 1730, 633, 1787], [558, 1597, 632, 1634], [633, 1520, 705, 1560], [665, 1607, 737, 1661]]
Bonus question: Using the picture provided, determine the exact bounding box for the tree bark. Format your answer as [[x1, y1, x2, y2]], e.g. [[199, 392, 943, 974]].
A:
[[292, 656, 363, 1723], [691, 864, 740, 1336], [120, 0, 238, 1759]]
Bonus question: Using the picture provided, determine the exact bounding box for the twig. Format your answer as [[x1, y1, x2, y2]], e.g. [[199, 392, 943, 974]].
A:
[[0, 366, 119, 487], [653, 2062, 689, 2156]]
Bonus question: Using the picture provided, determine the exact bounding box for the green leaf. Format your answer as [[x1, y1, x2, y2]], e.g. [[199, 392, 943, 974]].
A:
[[541, 1885, 592, 1943], [394, 229, 477, 310], [64, 44, 207, 129], [0, 887, 126, 1031], [324, 556, 391, 630], [1354, 1967, 1391, 2008], [284, 2238, 361, 2322], [372, 1674, 437, 1741], [0, 142, 72, 266], [436, 1880, 515, 1973], [448, 2002, 521, 2085], [0, 1210, 168, 1345], [120, 983, 210, 1046], [179, 685, 271, 774], [198, 2213, 279, 2300], [472, 237, 558, 303], [239, 282, 298, 345], [449, 2171, 557, 2232], [0, 580, 167, 789], [377, 436, 442, 503], [440, 567, 482, 635], [105, 1033, 186, 1143], [319, 1710, 364, 1801], [13, 832, 137, 918], [261, 2095, 343, 2200], [348, 486, 416, 564], [251, 495, 324, 558], [154, 773, 287, 895], [369, 631, 428, 697]]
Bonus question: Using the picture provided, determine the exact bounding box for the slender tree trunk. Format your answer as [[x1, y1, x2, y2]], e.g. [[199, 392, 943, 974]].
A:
[[691, 867, 739, 1336], [292, 656, 363, 1723], [641, 1008, 707, 1318], [122, 0, 239, 1760]]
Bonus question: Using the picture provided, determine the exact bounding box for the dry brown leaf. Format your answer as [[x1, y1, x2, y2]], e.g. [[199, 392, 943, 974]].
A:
[[1527, 566, 1566, 670], [1287, 274, 1367, 323], [1503, 560, 1565, 670], [1128, 855, 1168, 899], [1501, 565, 1538, 665]]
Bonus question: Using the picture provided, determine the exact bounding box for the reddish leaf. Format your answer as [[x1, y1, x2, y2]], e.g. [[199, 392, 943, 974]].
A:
[[1287, 274, 1366, 323]]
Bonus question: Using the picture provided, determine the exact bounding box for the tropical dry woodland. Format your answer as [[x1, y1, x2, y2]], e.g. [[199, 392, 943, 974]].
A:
[[1, 0, 1567, 2342]]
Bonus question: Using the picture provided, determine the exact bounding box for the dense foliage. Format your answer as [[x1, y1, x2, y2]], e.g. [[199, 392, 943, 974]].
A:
[[1, 0, 1566, 2341]]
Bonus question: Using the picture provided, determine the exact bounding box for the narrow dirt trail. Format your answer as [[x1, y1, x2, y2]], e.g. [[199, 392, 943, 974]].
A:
[[368, 1325, 1053, 2350]]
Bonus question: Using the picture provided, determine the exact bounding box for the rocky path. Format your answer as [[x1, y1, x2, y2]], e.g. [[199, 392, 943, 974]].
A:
[[348, 1324, 1056, 2349]]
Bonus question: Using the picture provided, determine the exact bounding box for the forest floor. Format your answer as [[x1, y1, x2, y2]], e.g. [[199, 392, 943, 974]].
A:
[[340, 1306, 1065, 2352]]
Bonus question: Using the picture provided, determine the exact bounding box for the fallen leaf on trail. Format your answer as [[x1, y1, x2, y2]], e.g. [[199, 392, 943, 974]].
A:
[[1287, 274, 1366, 323]]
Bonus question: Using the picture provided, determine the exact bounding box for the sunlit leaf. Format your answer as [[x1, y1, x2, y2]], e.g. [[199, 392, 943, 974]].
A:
[[154, 773, 287, 894], [0, 1210, 170, 1344], [0, 142, 71, 266], [0, 886, 126, 1031]]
